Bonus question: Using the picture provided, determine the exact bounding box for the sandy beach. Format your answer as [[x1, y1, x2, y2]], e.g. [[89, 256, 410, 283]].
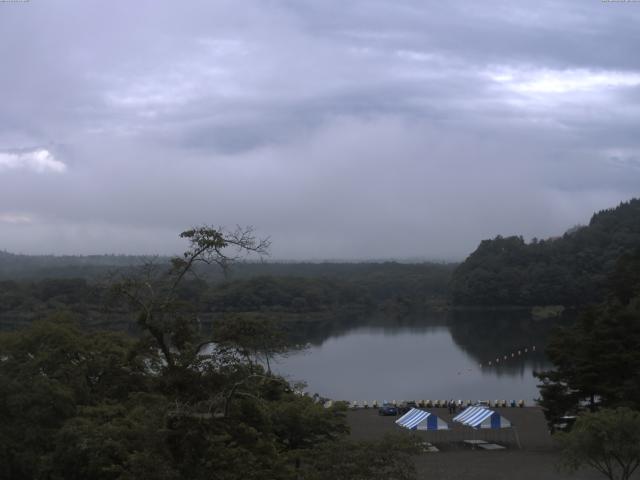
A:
[[346, 407, 634, 479]]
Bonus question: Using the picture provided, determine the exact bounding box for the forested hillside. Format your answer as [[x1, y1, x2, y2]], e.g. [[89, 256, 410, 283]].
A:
[[451, 198, 640, 306], [536, 247, 640, 424]]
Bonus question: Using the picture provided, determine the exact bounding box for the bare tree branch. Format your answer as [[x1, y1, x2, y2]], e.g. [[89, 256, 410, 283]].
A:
[[110, 225, 269, 370]]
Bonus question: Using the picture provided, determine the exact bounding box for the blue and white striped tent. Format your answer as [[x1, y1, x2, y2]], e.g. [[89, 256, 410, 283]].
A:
[[453, 406, 511, 429], [395, 408, 449, 431]]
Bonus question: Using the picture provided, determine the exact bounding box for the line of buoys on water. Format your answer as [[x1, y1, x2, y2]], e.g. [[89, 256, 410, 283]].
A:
[[478, 345, 537, 369], [332, 399, 527, 409]]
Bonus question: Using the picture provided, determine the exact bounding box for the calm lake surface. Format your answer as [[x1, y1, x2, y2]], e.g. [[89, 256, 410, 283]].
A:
[[275, 311, 556, 403]]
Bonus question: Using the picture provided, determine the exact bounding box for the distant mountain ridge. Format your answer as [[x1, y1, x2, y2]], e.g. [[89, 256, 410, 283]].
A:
[[451, 198, 640, 306]]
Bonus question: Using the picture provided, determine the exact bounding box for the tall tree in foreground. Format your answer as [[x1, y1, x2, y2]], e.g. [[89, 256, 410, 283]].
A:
[[213, 313, 300, 374], [113, 225, 270, 369], [535, 248, 640, 424], [558, 408, 640, 480], [0, 226, 422, 479]]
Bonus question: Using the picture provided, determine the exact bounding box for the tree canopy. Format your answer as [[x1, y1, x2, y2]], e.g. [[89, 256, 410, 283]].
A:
[[0, 226, 420, 479], [535, 248, 640, 424], [451, 198, 640, 306], [558, 408, 640, 480]]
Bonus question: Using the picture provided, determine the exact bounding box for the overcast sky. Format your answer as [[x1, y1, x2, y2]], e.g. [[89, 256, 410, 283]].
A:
[[1, 0, 639, 260]]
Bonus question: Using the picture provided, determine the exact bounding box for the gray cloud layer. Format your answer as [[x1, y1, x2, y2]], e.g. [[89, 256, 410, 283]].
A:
[[1, 0, 639, 259]]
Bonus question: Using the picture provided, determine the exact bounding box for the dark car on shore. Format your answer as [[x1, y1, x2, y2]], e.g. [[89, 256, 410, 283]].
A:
[[378, 403, 399, 416]]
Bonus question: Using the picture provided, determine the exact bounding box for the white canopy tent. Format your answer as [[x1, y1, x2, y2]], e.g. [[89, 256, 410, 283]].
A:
[[395, 408, 449, 431], [453, 406, 511, 429]]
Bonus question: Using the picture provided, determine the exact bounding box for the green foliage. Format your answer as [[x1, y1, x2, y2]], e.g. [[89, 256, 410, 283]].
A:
[[0, 316, 147, 480], [536, 248, 640, 424], [452, 198, 640, 306], [609, 249, 640, 306], [537, 305, 640, 418], [0, 227, 419, 479], [0, 316, 358, 479], [558, 408, 640, 480], [270, 397, 349, 450], [207, 275, 374, 314], [47, 397, 179, 480], [0, 250, 148, 280], [213, 313, 302, 374], [0, 263, 454, 333]]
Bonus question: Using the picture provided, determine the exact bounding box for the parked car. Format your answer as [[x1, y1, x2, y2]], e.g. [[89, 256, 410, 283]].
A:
[[378, 403, 398, 416]]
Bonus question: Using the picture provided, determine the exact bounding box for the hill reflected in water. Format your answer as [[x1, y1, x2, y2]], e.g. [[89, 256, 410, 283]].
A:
[[276, 311, 565, 401]]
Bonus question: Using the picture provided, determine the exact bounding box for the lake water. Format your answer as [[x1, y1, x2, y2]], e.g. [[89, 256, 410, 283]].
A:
[[275, 311, 555, 403]]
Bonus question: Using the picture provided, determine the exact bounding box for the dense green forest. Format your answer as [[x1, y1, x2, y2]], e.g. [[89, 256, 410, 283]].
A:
[[0, 250, 454, 283], [0, 251, 146, 279], [536, 247, 640, 426], [3, 208, 640, 478], [4, 198, 640, 329], [0, 227, 420, 479], [4, 198, 640, 331], [451, 198, 640, 306], [0, 261, 454, 332]]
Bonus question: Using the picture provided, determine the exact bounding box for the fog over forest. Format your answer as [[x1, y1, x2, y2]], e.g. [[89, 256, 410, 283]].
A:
[[1, 1, 639, 259]]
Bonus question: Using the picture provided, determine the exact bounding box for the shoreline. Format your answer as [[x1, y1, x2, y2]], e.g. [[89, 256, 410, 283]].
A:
[[346, 407, 609, 479]]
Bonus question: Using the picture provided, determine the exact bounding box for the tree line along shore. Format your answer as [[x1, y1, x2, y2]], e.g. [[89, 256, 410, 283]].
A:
[[1, 200, 640, 479]]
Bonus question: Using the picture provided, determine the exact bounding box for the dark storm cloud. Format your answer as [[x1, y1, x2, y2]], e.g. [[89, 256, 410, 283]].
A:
[[0, 0, 639, 258]]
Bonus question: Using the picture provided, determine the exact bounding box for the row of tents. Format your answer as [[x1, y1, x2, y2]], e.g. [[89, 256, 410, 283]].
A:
[[395, 406, 512, 431]]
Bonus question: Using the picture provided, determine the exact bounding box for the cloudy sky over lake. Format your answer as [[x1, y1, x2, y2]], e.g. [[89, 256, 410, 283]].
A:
[[1, 0, 639, 259]]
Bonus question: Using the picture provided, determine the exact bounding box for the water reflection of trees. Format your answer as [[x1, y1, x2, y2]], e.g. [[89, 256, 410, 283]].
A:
[[447, 310, 573, 375], [285, 309, 574, 378], [285, 311, 450, 347]]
